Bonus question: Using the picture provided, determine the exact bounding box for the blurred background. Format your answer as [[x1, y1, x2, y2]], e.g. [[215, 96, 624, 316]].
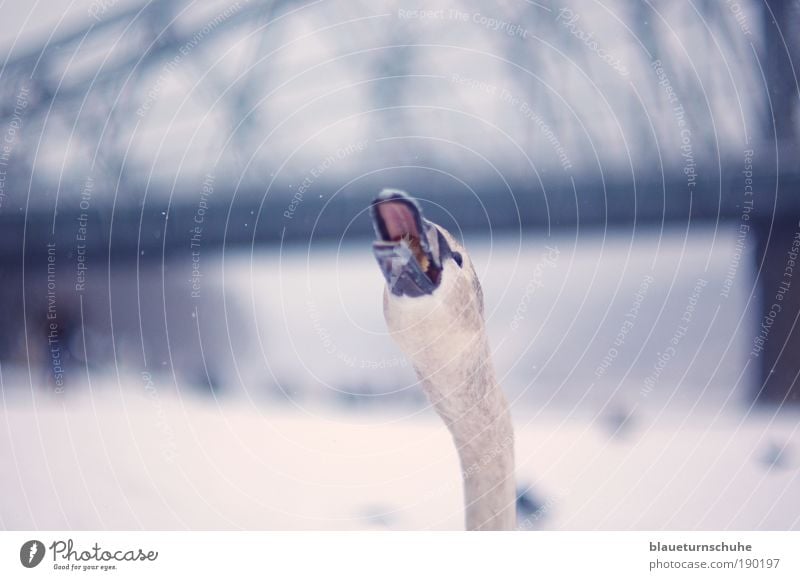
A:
[[0, 0, 799, 530]]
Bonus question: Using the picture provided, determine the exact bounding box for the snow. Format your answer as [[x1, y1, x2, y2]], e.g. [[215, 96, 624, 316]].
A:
[[1, 227, 798, 531], [1, 390, 797, 530]]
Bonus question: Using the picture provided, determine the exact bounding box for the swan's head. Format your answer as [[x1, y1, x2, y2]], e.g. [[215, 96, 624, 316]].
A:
[[371, 189, 487, 382], [370, 189, 466, 299], [370, 189, 485, 348]]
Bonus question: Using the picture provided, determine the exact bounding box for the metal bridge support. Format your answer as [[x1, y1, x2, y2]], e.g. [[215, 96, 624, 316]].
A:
[[754, 219, 800, 404]]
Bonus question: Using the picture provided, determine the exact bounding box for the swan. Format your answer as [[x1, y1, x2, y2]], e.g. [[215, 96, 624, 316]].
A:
[[370, 189, 516, 531]]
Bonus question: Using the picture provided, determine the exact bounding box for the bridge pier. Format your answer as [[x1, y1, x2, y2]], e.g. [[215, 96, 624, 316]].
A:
[[754, 219, 800, 404]]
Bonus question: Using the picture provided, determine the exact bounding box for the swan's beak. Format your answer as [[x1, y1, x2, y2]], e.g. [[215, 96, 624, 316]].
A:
[[370, 189, 443, 297]]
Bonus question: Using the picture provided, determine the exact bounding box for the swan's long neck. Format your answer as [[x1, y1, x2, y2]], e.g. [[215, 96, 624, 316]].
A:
[[416, 327, 516, 531], [385, 282, 516, 530]]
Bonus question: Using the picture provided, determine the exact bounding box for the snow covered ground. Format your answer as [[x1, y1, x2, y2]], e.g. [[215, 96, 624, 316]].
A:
[[1, 226, 799, 530], [0, 390, 797, 530]]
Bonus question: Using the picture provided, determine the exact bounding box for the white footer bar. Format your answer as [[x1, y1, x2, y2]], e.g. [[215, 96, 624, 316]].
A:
[[1, 531, 797, 579]]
